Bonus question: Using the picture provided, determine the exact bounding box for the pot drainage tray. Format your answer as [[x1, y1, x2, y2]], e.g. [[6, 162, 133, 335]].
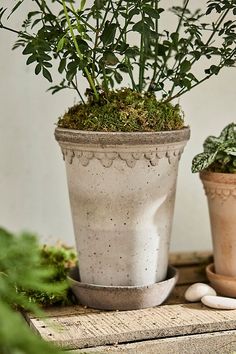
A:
[[68, 265, 178, 310], [206, 263, 236, 298]]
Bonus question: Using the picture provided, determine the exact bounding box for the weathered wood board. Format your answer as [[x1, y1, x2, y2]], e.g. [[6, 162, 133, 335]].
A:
[[71, 330, 236, 354], [30, 303, 236, 350], [25, 251, 236, 353]]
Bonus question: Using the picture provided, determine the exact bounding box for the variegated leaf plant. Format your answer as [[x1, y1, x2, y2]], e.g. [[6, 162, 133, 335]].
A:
[[192, 123, 236, 173]]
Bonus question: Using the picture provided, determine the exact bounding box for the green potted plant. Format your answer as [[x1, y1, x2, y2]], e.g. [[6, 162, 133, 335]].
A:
[[0, 227, 66, 354], [1, 0, 236, 308], [192, 123, 236, 297]]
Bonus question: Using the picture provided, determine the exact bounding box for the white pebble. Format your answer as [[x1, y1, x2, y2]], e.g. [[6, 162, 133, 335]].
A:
[[201, 295, 236, 310], [184, 283, 216, 302]]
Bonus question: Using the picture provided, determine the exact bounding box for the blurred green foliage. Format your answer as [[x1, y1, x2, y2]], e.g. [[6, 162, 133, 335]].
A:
[[0, 228, 76, 354]]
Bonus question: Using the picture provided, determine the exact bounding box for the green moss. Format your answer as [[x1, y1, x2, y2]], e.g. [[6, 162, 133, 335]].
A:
[[25, 245, 77, 306], [58, 88, 184, 132]]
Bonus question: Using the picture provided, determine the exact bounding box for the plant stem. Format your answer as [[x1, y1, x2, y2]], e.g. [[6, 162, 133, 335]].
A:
[[71, 81, 85, 103], [138, 6, 146, 92], [155, 0, 190, 89], [164, 74, 212, 103], [109, 0, 136, 91], [99, 0, 112, 30], [124, 57, 136, 91], [102, 65, 109, 93], [165, 6, 231, 102], [33, 0, 85, 101], [105, 0, 123, 30], [0, 24, 29, 37], [164, 49, 236, 103], [139, 33, 144, 92], [92, 17, 100, 86], [149, 0, 160, 87], [62, 0, 99, 100], [205, 8, 230, 46], [96, 0, 123, 48], [167, 34, 194, 100], [55, 0, 96, 32]]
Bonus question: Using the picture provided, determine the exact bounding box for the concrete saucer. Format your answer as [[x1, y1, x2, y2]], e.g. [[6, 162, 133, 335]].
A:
[[68, 265, 178, 310]]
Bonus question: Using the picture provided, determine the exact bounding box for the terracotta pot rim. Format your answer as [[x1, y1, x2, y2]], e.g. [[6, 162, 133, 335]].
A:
[[200, 171, 236, 185], [55, 126, 190, 146], [206, 263, 236, 281]]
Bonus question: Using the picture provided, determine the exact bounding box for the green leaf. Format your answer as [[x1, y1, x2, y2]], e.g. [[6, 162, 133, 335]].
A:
[[7, 0, 24, 19], [41, 53, 52, 61], [57, 37, 66, 52], [42, 67, 52, 82], [225, 59, 235, 66], [203, 136, 222, 152], [220, 123, 236, 141], [128, 8, 139, 17], [210, 65, 220, 75], [66, 68, 76, 82], [94, 0, 105, 10], [43, 61, 53, 68], [125, 47, 139, 59], [143, 6, 161, 19], [180, 60, 191, 73], [26, 54, 37, 65], [80, 0, 86, 10], [187, 73, 198, 82], [114, 71, 123, 84], [193, 123, 236, 173], [132, 21, 150, 34], [32, 18, 41, 28], [35, 63, 41, 75], [100, 22, 117, 46], [225, 147, 236, 156], [192, 152, 217, 173], [103, 51, 119, 66], [143, 16, 154, 29], [170, 32, 179, 46], [190, 51, 201, 60], [22, 43, 34, 55], [182, 78, 191, 90], [157, 44, 169, 56], [117, 63, 129, 73], [58, 58, 67, 74]]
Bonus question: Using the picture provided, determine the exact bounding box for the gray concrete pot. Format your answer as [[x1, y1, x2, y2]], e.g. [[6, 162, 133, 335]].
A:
[[55, 128, 190, 287]]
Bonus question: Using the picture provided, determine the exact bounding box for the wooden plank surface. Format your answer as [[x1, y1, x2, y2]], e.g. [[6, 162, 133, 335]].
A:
[[30, 303, 236, 350], [27, 251, 236, 352], [169, 251, 212, 267], [71, 330, 236, 354], [170, 251, 211, 285]]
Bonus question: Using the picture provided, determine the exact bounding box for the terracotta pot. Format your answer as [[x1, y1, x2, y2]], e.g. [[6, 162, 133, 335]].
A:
[[206, 263, 236, 298], [200, 171, 236, 277], [55, 128, 190, 287]]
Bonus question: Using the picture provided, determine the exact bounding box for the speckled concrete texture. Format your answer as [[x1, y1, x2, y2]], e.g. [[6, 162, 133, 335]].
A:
[[68, 265, 178, 310], [55, 128, 190, 286]]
